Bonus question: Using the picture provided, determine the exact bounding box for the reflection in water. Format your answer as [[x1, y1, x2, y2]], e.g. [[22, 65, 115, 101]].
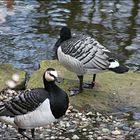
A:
[[4, 0, 13, 10], [0, 0, 139, 74]]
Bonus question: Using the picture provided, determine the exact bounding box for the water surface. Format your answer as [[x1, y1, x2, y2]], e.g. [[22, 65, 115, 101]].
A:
[[0, 0, 139, 74]]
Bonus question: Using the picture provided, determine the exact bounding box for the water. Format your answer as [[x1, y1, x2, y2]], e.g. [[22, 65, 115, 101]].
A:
[[0, 0, 140, 75]]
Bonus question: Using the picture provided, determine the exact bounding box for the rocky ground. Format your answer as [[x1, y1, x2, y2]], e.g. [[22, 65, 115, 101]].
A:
[[0, 105, 140, 140]]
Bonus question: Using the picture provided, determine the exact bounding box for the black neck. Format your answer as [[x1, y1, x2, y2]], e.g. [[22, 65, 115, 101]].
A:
[[44, 81, 56, 92], [60, 27, 72, 42], [43, 74, 69, 119]]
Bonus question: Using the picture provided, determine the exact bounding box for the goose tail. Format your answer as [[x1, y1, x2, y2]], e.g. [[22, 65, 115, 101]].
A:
[[108, 60, 129, 74]]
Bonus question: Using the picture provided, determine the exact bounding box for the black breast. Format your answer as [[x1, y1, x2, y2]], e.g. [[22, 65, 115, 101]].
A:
[[49, 86, 69, 119]]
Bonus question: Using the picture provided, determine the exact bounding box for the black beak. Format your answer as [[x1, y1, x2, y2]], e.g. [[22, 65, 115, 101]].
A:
[[54, 77, 61, 83], [50, 73, 61, 83]]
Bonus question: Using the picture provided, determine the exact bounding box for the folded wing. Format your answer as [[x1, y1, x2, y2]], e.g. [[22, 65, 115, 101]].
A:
[[0, 89, 49, 117]]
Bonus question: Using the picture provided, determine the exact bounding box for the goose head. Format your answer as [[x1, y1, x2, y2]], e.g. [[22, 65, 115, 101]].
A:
[[44, 68, 58, 82], [60, 26, 72, 42]]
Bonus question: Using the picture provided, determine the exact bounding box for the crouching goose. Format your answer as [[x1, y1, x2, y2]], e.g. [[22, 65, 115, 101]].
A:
[[0, 68, 69, 140], [54, 27, 129, 95]]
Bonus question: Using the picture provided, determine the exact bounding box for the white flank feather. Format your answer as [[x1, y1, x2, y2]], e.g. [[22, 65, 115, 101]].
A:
[[109, 60, 119, 68], [14, 99, 56, 129]]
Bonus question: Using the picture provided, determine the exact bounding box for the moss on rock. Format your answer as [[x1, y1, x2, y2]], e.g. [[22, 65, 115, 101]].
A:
[[0, 64, 26, 91], [27, 60, 140, 112]]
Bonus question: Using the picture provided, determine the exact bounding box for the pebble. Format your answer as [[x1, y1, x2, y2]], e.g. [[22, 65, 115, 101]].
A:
[[50, 136, 56, 139], [0, 93, 139, 140], [72, 135, 80, 139], [89, 131, 93, 134], [133, 122, 140, 128], [97, 136, 102, 140], [65, 138, 70, 140], [82, 128, 87, 132], [102, 128, 110, 133], [111, 130, 121, 135]]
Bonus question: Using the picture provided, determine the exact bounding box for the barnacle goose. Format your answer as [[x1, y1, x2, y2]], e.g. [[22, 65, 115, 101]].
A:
[[54, 27, 129, 95], [0, 68, 69, 139]]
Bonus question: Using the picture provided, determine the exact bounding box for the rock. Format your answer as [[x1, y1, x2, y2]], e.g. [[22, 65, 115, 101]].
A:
[[102, 136, 112, 140], [133, 122, 140, 128], [111, 130, 121, 135], [86, 111, 95, 117], [102, 128, 110, 133], [27, 60, 140, 112], [68, 129, 76, 133], [58, 136, 65, 139], [122, 126, 132, 131], [86, 135, 94, 140], [97, 136, 102, 140], [82, 128, 87, 132], [0, 63, 26, 91], [96, 117, 102, 122], [72, 135, 80, 139], [88, 131, 94, 134], [50, 136, 56, 139], [65, 138, 70, 140]]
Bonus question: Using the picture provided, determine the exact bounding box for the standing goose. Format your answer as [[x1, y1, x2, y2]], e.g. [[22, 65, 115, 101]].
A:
[[54, 27, 129, 95], [0, 68, 69, 140]]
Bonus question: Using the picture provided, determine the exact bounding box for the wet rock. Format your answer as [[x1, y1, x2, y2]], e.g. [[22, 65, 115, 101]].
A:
[[28, 60, 140, 112]]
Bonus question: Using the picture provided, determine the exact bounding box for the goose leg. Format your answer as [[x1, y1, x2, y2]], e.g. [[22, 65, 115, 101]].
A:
[[69, 75, 83, 96], [78, 75, 83, 92], [31, 128, 35, 139], [91, 74, 96, 88], [18, 128, 32, 140], [83, 74, 96, 88]]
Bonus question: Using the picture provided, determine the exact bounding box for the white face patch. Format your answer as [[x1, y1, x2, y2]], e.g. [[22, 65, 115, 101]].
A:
[[49, 71, 58, 78], [45, 70, 58, 82]]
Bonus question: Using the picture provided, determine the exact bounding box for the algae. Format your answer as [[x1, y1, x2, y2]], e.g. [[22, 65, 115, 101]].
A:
[[27, 60, 140, 112], [0, 64, 26, 91]]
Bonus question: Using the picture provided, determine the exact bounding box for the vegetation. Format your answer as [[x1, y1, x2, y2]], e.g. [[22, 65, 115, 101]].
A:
[[27, 60, 140, 112]]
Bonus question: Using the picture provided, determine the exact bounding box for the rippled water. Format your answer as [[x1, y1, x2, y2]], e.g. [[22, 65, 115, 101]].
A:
[[0, 0, 140, 74]]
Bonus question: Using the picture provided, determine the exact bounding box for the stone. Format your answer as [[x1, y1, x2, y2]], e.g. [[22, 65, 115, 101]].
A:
[[133, 122, 140, 128], [82, 128, 87, 132], [89, 131, 94, 134], [65, 138, 70, 140], [58, 136, 65, 139], [50, 136, 56, 139], [111, 130, 121, 135], [72, 135, 80, 139], [97, 136, 102, 140], [27, 60, 140, 112], [102, 136, 112, 140], [102, 128, 110, 133], [0, 63, 26, 91]]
